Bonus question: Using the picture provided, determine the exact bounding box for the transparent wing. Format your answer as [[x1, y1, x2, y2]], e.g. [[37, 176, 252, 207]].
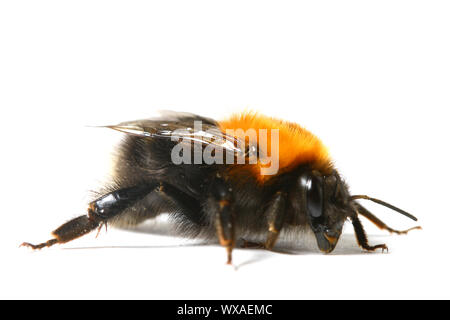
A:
[[102, 111, 245, 156]]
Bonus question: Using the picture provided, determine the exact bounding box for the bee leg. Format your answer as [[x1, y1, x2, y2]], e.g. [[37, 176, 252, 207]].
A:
[[354, 203, 421, 235], [208, 177, 235, 264], [239, 239, 265, 249], [21, 215, 100, 250], [351, 215, 388, 253], [237, 191, 287, 250], [21, 184, 155, 250], [264, 191, 287, 250]]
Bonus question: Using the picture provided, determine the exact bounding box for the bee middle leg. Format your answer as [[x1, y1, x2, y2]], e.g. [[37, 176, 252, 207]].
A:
[[238, 191, 287, 250], [207, 176, 235, 264], [21, 183, 156, 250], [264, 191, 287, 250]]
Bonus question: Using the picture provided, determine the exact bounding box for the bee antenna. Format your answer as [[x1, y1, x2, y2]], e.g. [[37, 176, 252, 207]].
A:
[[350, 195, 418, 222]]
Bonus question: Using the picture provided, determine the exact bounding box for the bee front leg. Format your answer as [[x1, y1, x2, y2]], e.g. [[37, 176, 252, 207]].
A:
[[351, 214, 388, 252], [21, 184, 155, 250], [354, 203, 421, 235], [207, 176, 235, 264]]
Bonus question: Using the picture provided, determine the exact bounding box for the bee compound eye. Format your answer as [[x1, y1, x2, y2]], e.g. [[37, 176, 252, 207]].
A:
[[306, 175, 324, 218]]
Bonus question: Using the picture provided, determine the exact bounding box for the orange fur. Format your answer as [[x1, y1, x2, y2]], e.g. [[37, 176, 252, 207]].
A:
[[218, 112, 332, 182]]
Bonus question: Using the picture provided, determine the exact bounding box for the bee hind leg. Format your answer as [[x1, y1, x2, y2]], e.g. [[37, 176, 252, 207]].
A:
[[20, 215, 99, 250], [21, 183, 156, 250]]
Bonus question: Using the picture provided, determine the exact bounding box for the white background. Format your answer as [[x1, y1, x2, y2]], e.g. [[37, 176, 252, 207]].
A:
[[1, 1, 449, 299]]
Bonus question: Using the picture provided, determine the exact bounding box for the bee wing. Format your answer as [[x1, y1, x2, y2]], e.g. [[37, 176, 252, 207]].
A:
[[103, 112, 245, 156]]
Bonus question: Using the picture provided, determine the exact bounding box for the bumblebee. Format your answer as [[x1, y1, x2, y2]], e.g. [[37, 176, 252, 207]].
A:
[[22, 111, 420, 263]]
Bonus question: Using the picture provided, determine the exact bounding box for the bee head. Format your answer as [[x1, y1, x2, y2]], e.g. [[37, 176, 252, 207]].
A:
[[299, 169, 419, 253], [299, 170, 351, 253]]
